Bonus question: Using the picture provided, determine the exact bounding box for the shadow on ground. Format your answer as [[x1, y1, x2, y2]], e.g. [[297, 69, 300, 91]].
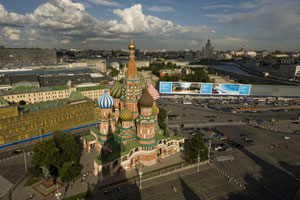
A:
[[227, 148, 300, 200]]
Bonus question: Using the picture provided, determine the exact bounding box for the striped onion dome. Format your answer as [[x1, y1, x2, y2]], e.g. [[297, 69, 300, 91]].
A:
[[152, 103, 159, 115], [98, 91, 114, 109], [120, 106, 133, 121], [110, 82, 122, 98], [148, 82, 160, 101], [138, 89, 153, 107]]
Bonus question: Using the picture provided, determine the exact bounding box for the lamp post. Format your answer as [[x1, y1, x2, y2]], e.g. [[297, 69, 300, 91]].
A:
[[208, 132, 215, 164], [166, 110, 171, 133], [55, 184, 61, 200], [137, 159, 143, 189], [197, 149, 204, 172], [20, 150, 28, 174]]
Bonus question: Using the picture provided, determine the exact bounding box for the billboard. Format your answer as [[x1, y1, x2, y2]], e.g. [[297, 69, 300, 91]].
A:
[[159, 82, 251, 96]]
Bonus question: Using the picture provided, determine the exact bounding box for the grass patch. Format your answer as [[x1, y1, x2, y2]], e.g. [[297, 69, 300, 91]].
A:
[[24, 176, 42, 186]]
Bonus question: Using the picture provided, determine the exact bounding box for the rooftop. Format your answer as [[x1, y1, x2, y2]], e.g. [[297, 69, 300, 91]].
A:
[[76, 85, 106, 92], [0, 85, 70, 96]]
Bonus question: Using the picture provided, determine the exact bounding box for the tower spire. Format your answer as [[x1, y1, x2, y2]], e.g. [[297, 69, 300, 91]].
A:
[[127, 39, 138, 80]]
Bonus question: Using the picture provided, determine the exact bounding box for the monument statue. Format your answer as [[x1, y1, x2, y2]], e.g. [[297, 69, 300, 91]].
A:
[[41, 166, 51, 179]]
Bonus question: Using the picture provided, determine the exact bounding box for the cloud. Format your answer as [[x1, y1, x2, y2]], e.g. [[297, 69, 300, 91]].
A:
[[147, 5, 176, 12], [86, 0, 121, 7], [206, 0, 300, 41], [202, 4, 234, 10], [2, 27, 22, 41], [0, 4, 26, 27], [0, 0, 213, 49]]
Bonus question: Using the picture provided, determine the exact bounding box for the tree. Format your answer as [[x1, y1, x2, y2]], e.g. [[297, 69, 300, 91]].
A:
[[109, 68, 119, 77], [175, 128, 182, 137], [59, 162, 81, 183], [185, 134, 208, 163], [32, 140, 60, 176], [31, 131, 81, 179], [53, 131, 80, 164], [157, 106, 170, 138]]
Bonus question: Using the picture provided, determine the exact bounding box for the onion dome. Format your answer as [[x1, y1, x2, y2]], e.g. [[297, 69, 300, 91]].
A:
[[148, 82, 160, 101], [110, 82, 122, 98], [98, 91, 114, 109], [138, 89, 153, 107], [128, 39, 135, 50], [120, 106, 133, 121], [152, 104, 159, 115]]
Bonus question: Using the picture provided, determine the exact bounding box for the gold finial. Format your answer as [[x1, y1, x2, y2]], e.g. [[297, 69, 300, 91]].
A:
[[128, 39, 135, 50]]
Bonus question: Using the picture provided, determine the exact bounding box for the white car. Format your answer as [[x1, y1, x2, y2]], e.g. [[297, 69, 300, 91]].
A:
[[283, 136, 290, 140], [214, 146, 223, 151]]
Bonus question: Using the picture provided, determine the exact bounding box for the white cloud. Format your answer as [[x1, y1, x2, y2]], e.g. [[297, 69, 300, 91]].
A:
[[0, 1, 212, 49], [86, 0, 121, 7], [2, 27, 22, 41], [202, 4, 234, 10], [147, 5, 176, 12], [206, 0, 300, 41], [0, 4, 26, 27]]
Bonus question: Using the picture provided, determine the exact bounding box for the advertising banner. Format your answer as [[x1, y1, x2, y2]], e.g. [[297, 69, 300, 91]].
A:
[[159, 82, 251, 96]]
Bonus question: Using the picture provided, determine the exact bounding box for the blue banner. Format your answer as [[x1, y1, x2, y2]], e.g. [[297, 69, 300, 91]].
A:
[[159, 82, 251, 96], [200, 83, 213, 94], [159, 82, 172, 93]]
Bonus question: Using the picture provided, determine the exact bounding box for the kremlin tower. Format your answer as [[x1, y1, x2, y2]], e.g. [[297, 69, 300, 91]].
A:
[[120, 39, 142, 119]]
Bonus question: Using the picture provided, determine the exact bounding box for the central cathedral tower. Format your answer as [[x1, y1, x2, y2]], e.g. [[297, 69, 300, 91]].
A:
[[120, 39, 142, 119]]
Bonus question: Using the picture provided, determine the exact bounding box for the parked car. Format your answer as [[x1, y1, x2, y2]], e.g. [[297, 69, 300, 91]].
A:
[[283, 136, 290, 140], [240, 133, 247, 137], [214, 146, 223, 151], [244, 138, 254, 143], [12, 150, 22, 155]]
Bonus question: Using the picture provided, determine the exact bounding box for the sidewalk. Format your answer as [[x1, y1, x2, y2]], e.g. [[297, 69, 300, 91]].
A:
[[12, 148, 186, 200]]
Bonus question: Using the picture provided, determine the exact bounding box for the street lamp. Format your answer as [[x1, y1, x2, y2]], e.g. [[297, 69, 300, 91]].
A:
[[20, 150, 28, 174], [208, 132, 215, 164], [137, 159, 143, 189], [55, 184, 61, 200], [197, 149, 204, 172]]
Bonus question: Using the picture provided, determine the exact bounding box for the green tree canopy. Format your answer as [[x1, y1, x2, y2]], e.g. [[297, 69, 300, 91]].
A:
[[186, 133, 208, 163], [32, 131, 81, 181]]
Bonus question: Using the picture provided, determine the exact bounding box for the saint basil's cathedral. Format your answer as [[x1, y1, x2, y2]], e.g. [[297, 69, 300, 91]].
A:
[[82, 40, 184, 179]]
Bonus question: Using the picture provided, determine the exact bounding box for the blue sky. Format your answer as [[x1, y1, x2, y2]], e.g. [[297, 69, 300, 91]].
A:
[[0, 0, 300, 51]]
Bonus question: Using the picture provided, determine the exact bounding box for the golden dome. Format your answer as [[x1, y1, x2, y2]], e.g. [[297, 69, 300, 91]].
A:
[[120, 106, 133, 121], [128, 39, 135, 50], [152, 104, 159, 115]]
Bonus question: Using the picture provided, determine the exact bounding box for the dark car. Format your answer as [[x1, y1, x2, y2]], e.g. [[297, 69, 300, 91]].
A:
[[240, 133, 247, 137], [12, 150, 22, 155]]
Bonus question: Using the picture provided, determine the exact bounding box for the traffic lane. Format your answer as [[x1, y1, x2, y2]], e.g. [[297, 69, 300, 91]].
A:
[[158, 99, 299, 122], [164, 105, 241, 123]]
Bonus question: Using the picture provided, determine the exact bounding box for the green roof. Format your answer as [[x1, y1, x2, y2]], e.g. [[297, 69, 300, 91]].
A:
[[155, 133, 183, 141], [19, 91, 88, 112], [82, 134, 95, 142], [68, 91, 86, 101], [13, 86, 37, 91], [122, 139, 140, 155], [0, 96, 9, 106], [76, 85, 106, 92], [51, 85, 69, 90]]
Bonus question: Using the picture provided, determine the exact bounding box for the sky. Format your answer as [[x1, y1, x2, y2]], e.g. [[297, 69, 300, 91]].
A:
[[0, 0, 300, 51]]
